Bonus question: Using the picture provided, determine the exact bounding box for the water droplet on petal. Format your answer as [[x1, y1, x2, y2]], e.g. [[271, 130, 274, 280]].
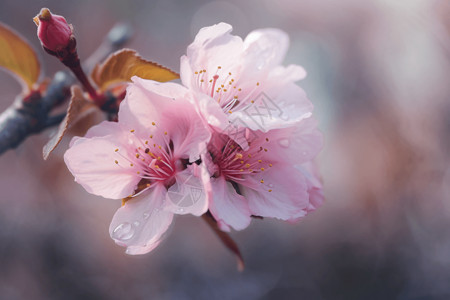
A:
[[177, 208, 184, 213], [134, 221, 140, 227], [268, 183, 274, 188], [112, 222, 135, 241], [278, 138, 290, 148], [143, 212, 150, 220]]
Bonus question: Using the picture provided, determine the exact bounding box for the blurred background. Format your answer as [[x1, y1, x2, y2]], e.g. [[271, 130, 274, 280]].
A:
[[1, 0, 450, 299]]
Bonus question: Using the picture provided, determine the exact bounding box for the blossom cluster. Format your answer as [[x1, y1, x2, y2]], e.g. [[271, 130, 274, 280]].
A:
[[64, 23, 323, 254]]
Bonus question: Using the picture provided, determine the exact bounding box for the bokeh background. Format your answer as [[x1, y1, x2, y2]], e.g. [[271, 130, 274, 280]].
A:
[[1, 0, 450, 299]]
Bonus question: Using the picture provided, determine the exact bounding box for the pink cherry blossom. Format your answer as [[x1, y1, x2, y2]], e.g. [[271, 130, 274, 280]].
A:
[[64, 77, 211, 254], [204, 116, 323, 231], [180, 23, 313, 135]]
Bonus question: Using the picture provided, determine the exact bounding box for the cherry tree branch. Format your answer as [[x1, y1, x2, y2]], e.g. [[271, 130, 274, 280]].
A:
[[0, 23, 132, 156]]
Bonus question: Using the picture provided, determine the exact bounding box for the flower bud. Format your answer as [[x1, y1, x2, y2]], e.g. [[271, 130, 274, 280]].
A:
[[33, 8, 73, 53]]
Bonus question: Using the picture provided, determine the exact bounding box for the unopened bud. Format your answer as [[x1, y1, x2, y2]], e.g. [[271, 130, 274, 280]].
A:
[[33, 8, 73, 53]]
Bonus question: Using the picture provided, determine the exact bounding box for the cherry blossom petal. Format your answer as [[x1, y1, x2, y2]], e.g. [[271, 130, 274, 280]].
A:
[[109, 184, 174, 255], [209, 177, 251, 231], [230, 83, 313, 132], [181, 23, 244, 90], [243, 28, 290, 73], [241, 163, 309, 220], [118, 77, 187, 135], [268, 64, 307, 83], [297, 161, 324, 213], [84, 120, 122, 138], [64, 132, 140, 199], [257, 117, 323, 165], [165, 164, 209, 216], [159, 97, 211, 162]]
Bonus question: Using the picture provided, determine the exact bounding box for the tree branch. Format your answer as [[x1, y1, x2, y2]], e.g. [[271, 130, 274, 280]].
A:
[[0, 23, 132, 156]]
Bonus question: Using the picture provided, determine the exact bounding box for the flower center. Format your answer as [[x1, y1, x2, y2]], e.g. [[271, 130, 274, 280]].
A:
[[193, 66, 261, 115], [113, 125, 179, 196], [210, 135, 274, 193]]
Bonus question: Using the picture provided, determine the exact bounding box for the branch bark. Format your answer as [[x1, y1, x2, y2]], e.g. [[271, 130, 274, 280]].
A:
[[0, 23, 132, 156]]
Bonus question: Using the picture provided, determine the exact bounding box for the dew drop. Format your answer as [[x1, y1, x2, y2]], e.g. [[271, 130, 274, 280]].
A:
[[278, 138, 290, 148], [143, 212, 150, 220], [112, 222, 135, 241], [134, 221, 140, 227], [177, 208, 185, 213], [268, 183, 274, 188]]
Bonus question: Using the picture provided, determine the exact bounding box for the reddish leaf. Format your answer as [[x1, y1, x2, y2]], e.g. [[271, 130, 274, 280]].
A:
[[0, 22, 41, 94], [43, 86, 96, 160], [91, 49, 179, 92]]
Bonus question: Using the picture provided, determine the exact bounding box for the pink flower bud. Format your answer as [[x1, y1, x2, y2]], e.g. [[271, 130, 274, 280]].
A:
[[33, 8, 73, 53]]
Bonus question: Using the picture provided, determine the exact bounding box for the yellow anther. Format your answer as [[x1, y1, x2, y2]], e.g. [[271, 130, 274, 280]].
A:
[[195, 71, 199, 74], [155, 165, 160, 169], [234, 96, 238, 99], [260, 167, 265, 171], [223, 89, 227, 92], [114, 148, 119, 152], [158, 145, 162, 149], [251, 100, 255, 103], [266, 138, 269, 142], [135, 154, 140, 158], [258, 160, 262, 163], [240, 169, 244, 172], [157, 156, 161, 160], [209, 79, 213, 83], [200, 79, 204, 82], [269, 163, 273, 167], [268, 189, 272, 192], [164, 131, 168, 135], [235, 153, 243, 159], [228, 110, 232, 114], [130, 163, 134, 167], [260, 179, 264, 184], [152, 122, 156, 126], [130, 129, 135, 133], [245, 163, 251, 168], [249, 169, 253, 172], [248, 154, 252, 158], [115, 160, 118, 164], [203, 69, 206, 72], [221, 84, 224, 88], [264, 148, 268, 152], [238, 88, 241, 91], [256, 82, 260, 86], [150, 135, 153, 138], [218, 66, 222, 69], [142, 158, 145, 162], [240, 160, 244, 164], [137, 171, 140, 174], [229, 72, 232, 75]]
